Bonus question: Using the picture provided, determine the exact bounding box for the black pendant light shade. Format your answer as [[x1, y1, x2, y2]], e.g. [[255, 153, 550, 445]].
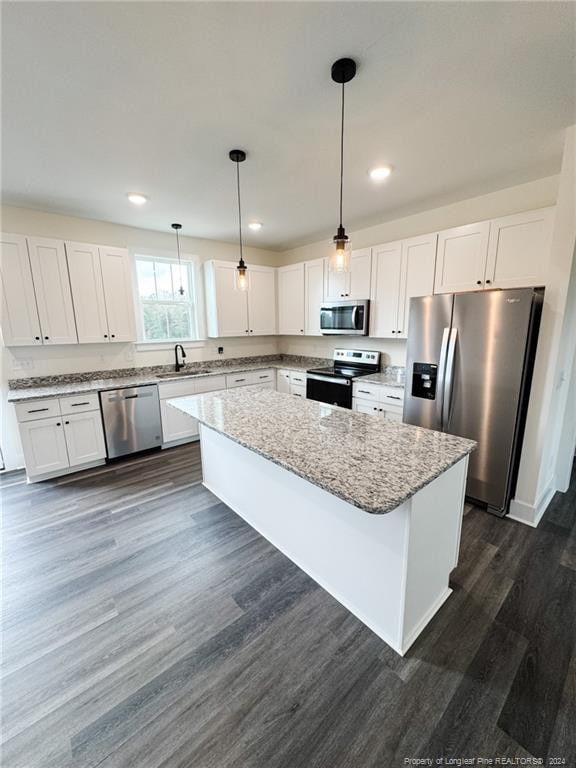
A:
[[330, 58, 356, 272], [171, 222, 185, 296], [230, 149, 248, 291]]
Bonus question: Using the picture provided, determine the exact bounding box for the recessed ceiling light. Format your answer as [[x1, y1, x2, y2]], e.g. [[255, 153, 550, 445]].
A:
[[127, 193, 148, 205], [248, 222, 263, 231], [369, 166, 392, 182]]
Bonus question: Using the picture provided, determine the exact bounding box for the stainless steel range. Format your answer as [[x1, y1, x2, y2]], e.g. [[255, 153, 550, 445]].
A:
[[306, 348, 380, 409]]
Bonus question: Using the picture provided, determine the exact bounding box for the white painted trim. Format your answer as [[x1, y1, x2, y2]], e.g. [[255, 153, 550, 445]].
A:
[[26, 458, 105, 484], [508, 482, 556, 527], [400, 587, 452, 655]]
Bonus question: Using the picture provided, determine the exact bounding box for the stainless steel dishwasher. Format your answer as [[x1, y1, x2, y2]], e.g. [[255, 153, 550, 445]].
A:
[[100, 384, 162, 459]]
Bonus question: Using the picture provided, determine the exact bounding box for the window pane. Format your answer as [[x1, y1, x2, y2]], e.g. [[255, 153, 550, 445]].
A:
[[143, 303, 169, 340], [136, 260, 157, 300], [155, 262, 172, 300], [171, 263, 189, 301], [166, 304, 192, 339]]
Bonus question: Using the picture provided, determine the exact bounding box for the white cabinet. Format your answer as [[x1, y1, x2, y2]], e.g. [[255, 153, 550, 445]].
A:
[[161, 399, 199, 443], [64, 411, 106, 467], [326, 248, 372, 299], [434, 222, 490, 294], [0, 232, 42, 346], [66, 242, 110, 343], [277, 263, 305, 335], [352, 382, 404, 422], [205, 261, 276, 337], [226, 369, 275, 388], [27, 237, 77, 344], [98, 246, 136, 342], [277, 369, 307, 397], [18, 416, 70, 477], [485, 207, 554, 289], [370, 234, 436, 339], [16, 394, 106, 480], [304, 258, 326, 336]]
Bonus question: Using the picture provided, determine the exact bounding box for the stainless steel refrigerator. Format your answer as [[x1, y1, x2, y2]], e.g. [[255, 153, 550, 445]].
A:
[[403, 287, 543, 516]]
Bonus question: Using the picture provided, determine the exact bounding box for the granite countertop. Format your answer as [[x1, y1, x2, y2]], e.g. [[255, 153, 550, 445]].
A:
[[7, 355, 329, 403], [359, 370, 406, 389], [168, 388, 475, 515]]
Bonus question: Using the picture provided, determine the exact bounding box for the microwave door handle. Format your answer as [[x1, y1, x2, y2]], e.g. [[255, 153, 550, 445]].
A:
[[442, 328, 458, 430], [437, 327, 450, 429], [351, 305, 358, 329]]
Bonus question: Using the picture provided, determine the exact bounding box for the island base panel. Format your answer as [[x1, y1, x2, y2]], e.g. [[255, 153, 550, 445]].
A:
[[199, 425, 468, 655]]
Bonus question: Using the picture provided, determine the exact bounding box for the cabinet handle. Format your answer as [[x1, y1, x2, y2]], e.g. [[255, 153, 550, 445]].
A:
[[485, 280, 491, 285], [249, 330, 253, 333], [71, 402, 90, 407], [65, 421, 70, 425], [111, 334, 115, 338], [104, 334, 108, 338], [245, 330, 249, 334], [28, 407, 49, 413], [373, 407, 378, 411], [357, 390, 370, 395], [34, 336, 40, 341], [44, 336, 49, 340], [386, 395, 402, 401], [392, 330, 396, 334], [56, 422, 61, 427], [476, 280, 482, 285], [259, 375, 268, 379], [235, 378, 246, 383]]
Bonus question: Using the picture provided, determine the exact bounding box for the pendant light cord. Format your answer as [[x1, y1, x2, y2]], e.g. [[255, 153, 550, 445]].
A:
[[339, 81, 345, 229], [236, 161, 244, 265]]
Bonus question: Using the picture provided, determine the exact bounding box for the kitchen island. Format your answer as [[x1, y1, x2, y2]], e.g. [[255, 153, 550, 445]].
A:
[[169, 388, 476, 655]]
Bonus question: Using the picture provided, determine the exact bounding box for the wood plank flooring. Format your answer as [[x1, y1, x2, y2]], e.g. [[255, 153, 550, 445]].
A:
[[1, 444, 575, 767]]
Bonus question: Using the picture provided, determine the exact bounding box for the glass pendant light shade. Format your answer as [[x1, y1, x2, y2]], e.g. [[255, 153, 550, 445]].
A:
[[331, 225, 351, 273], [236, 258, 248, 292]]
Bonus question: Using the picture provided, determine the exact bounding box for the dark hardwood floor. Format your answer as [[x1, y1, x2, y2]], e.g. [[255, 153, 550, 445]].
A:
[[1, 444, 575, 767]]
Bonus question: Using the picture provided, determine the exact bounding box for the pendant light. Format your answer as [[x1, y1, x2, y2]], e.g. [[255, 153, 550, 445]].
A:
[[229, 149, 248, 292], [330, 57, 356, 274], [171, 222, 185, 296]]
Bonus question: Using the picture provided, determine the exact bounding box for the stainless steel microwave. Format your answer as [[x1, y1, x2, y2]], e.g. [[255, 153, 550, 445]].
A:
[[320, 300, 370, 335]]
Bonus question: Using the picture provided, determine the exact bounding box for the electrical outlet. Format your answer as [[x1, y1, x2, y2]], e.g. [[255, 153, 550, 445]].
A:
[[217, 346, 224, 355]]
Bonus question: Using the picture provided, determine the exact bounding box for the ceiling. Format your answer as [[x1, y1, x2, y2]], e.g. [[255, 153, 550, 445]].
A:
[[2, 2, 574, 250]]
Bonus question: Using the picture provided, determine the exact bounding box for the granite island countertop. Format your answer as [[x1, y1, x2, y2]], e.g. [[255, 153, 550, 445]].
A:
[[168, 387, 475, 515], [6, 354, 330, 403]]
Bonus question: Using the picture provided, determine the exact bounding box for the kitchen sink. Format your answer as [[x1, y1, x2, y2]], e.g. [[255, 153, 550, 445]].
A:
[[156, 368, 214, 378]]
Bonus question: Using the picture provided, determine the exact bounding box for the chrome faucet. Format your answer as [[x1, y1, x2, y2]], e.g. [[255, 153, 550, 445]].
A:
[[174, 344, 186, 372]]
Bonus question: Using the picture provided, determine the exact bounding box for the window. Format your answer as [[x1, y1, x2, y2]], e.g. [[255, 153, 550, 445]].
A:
[[135, 256, 199, 342]]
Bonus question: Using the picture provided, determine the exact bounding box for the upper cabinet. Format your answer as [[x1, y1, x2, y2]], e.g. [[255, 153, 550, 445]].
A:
[[98, 246, 137, 342], [0, 233, 43, 346], [27, 237, 77, 344], [434, 221, 491, 294], [66, 242, 136, 343], [370, 234, 437, 339], [277, 263, 305, 335], [204, 261, 276, 337], [304, 258, 326, 336], [485, 207, 554, 289], [326, 247, 372, 300]]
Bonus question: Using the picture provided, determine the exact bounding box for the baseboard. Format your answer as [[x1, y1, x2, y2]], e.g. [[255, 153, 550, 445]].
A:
[[400, 587, 453, 655], [26, 459, 106, 484], [508, 483, 556, 527]]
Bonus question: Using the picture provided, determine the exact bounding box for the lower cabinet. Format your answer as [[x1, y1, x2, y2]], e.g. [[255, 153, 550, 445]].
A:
[[352, 382, 405, 423], [16, 393, 106, 480], [159, 374, 227, 445], [277, 369, 307, 397]]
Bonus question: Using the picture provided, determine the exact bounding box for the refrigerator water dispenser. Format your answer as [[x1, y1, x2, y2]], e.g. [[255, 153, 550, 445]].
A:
[[411, 363, 438, 400]]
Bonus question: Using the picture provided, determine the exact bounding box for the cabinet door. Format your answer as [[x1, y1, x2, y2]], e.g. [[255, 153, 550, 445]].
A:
[[383, 409, 403, 423], [19, 416, 69, 477], [485, 207, 554, 289], [248, 266, 276, 335], [66, 242, 110, 343], [277, 263, 305, 335], [434, 221, 490, 294], [63, 411, 106, 466], [369, 241, 402, 338], [304, 258, 325, 335], [276, 370, 292, 393], [99, 247, 136, 342], [348, 248, 372, 299], [353, 399, 380, 415], [27, 237, 77, 344], [326, 267, 349, 300], [160, 399, 199, 443], [0, 233, 42, 346], [205, 261, 249, 337], [397, 233, 438, 338]]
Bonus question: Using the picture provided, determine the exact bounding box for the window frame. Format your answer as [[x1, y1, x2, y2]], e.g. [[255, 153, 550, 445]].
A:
[[132, 251, 206, 346]]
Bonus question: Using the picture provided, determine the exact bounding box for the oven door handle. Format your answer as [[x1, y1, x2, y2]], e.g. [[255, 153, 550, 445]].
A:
[[306, 374, 351, 386]]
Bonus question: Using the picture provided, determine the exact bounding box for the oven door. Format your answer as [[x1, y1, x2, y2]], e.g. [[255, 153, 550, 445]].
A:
[[320, 301, 368, 335], [306, 374, 353, 408]]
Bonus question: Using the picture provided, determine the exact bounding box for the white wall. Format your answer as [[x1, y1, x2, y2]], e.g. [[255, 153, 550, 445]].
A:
[[279, 176, 559, 265], [278, 335, 406, 368], [510, 127, 576, 524]]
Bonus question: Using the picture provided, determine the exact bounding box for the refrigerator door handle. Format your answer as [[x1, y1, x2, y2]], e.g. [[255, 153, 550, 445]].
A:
[[442, 328, 458, 430], [437, 327, 450, 428]]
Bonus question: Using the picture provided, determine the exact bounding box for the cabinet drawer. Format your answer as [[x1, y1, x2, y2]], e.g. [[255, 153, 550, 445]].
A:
[[60, 392, 100, 415], [352, 383, 381, 402], [291, 384, 306, 398], [195, 375, 226, 394], [253, 369, 275, 384], [226, 369, 274, 388], [159, 379, 198, 400], [289, 372, 306, 386], [15, 398, 61, 423], [380, 387, 404, 406]]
